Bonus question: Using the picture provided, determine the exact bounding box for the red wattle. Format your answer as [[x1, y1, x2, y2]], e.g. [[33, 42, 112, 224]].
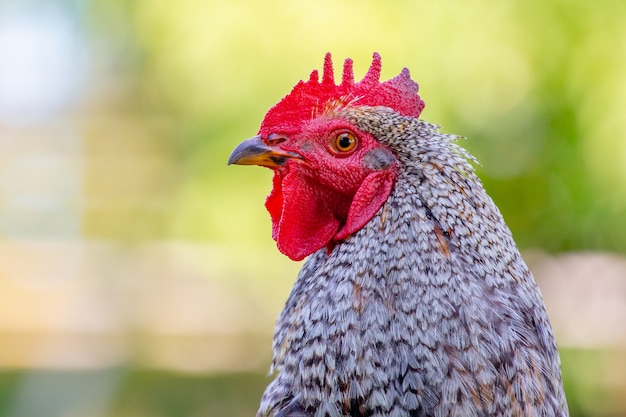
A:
[[266, 169, 340, 261], [265, 165, 396, 261], [334, 169, 396, 241]]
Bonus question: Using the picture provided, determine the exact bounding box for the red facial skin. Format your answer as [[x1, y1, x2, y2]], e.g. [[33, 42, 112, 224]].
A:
[[264, 117, 397, 261]]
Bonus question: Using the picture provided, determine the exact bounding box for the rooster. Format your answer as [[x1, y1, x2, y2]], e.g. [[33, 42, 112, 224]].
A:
[[228, 53, 569, 417]]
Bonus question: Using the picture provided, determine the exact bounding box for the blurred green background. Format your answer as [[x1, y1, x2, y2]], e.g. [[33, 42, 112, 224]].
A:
[[0, 0, 625, 416]]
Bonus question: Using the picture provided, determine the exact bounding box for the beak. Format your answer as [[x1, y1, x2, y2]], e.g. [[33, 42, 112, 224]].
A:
[[228, 135, 302, 168]]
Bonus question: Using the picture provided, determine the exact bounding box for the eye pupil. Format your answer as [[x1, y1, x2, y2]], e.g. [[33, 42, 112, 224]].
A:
[[338, 135, 352, 149]]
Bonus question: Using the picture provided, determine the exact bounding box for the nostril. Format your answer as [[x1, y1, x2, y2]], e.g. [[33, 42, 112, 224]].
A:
[[267, 133, 288, 146]]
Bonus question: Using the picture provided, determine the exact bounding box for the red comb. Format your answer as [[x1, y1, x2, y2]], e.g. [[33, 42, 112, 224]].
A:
[[259, 53, 425, 137]]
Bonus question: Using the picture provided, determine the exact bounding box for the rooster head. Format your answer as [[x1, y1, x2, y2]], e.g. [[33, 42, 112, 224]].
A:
[[228, 53, 425, 261]]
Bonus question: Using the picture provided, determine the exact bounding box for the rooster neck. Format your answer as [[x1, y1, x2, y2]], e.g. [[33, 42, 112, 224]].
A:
[[262, 167, 566, 417]]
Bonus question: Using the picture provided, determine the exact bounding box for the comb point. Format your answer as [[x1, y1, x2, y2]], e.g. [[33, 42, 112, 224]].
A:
[[362, 52, 382, 86], [322, 52, 334, 85], [309, 69, 319, 83], [342, 58, 354, 86]]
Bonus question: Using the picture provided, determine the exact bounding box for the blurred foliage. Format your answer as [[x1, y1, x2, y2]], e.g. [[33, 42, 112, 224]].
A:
[[560, 349, 626, 417], [0, 369, 265, 417], [85, 0, 626, 254]]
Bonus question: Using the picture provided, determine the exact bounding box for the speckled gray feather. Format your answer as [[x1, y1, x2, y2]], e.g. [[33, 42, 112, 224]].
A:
[[258, 107, 569, 417]]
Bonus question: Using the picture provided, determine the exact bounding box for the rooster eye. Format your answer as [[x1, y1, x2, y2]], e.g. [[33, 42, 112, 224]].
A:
[[331, 132, 358, 153]]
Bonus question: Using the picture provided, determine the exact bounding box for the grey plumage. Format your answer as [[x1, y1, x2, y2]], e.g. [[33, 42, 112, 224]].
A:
[[257, 108, 568, 417]]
